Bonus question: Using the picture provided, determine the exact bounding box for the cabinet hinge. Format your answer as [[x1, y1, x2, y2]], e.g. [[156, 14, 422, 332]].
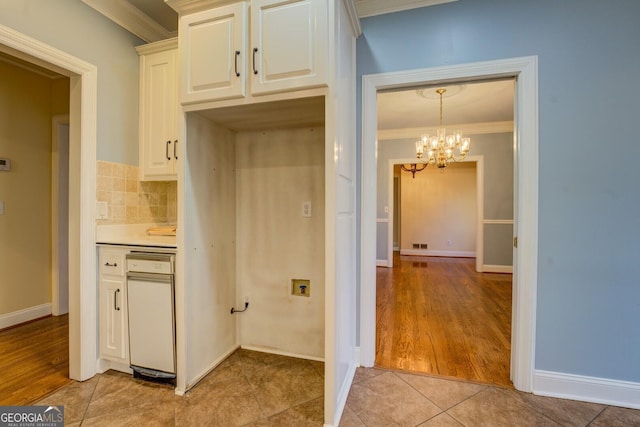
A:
[[513, 236, 518, 248]]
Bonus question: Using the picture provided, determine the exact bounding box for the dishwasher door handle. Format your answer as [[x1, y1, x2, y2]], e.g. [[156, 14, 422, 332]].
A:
[[127, 272, 174, 284]]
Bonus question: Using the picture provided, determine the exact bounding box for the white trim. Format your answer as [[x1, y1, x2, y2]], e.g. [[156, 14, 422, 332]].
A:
[[376, 218, 389, 223], [328, 360, 357, 427], [483, 264, 513, 274], [0, 24, 98, 382], [376, 259, 389, 267], [355, 0, 458, 18], [184, 345, 239, 392], [51, 114, 70, 317], [360, 56, 538, 392], [240, 345, 325, 362], [378, 121, 513, 141], [400, 249, 475, 257], [0, 304, 52, 330], [342, 0, 362, 37], [534, 370, 640, 410], [134, 37, 178, 55], [81, 0, 175, 43]]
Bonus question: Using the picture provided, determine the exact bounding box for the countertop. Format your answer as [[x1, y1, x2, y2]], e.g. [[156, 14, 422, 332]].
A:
[[96, 223, 177, 249]]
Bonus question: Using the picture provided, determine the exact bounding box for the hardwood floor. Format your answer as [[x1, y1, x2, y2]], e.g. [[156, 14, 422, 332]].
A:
[[0, 315, 72, 405], [376, 253, 513, 387]]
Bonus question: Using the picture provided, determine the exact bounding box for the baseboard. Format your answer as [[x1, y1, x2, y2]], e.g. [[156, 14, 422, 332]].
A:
[[0, 303, 52, 330], [183, 345, 240, 393], [483, 264, 513, 273], [400, 249, 476, 258], [240, 345, 324, 362], [328, 358, 357, 427], [376, 259, 389, 267], [96, 358, 132, 375], [534, 370, 640, 410]]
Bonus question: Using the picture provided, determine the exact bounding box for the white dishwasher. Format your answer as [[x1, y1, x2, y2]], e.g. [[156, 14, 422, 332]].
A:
[[126, 252, 176, 382]]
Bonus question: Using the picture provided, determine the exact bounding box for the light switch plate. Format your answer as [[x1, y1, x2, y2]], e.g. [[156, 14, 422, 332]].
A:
[[96, 201, 108, 219], [302, 201, 311, 218]]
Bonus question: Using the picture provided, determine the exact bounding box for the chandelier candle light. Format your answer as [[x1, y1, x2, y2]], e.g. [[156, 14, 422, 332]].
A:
[[405, 87, 471, 175]]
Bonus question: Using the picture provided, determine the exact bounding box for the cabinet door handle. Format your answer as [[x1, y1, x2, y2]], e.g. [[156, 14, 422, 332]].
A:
[[234, 50, 241, 77], [104, 262, 117, 267], [166, 140, 171, 160], [174, 140, 178, 160], [252, 47, 258, 75], [114, 289, 121, 311]]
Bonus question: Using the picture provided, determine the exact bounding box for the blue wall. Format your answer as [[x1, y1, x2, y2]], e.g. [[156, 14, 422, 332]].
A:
[[357, 0, 640, 382]]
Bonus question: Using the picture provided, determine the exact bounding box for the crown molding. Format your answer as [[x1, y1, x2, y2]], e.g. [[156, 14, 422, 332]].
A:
[[355, 0, 458, 18], [165, 0, 238, 16], [343, 0, 362, 37], [378, 120, 514, 141], [135, 37, 178, 55], [82, 0, 174, 43]]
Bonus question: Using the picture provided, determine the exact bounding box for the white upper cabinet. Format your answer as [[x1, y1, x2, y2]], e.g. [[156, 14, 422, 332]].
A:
[[137, 39, 179, 180], [250, 0, 327, 95], [180, 2, 248, 103], [176, 0, 327, 104]]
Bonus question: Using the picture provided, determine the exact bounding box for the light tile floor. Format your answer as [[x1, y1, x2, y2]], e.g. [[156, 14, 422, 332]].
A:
[[38, 349, 640, 426]]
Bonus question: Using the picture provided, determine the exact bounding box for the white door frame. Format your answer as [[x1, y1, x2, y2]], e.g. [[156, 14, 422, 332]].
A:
[[0, 24, 98, 381], [360, 56, 538, 392], [52, 114, 70, 316], [386, 155, 484, 271]]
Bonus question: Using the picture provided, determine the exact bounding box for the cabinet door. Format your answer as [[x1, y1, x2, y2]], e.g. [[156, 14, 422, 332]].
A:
[[180, 2, 248, 103], [99, 277, 128, 362], [251, 0, 327, 95], [140, 48, 178, 179]]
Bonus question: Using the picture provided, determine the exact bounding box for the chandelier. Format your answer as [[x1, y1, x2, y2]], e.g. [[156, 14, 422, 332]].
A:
[[404, 87, 471, 174]]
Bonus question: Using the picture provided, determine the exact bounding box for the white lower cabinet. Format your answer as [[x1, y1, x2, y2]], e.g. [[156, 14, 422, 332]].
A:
[[98, 247, 129, 366]]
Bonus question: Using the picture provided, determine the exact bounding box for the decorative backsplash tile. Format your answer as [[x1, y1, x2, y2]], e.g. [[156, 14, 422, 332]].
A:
[[96, 161, 176, 225]]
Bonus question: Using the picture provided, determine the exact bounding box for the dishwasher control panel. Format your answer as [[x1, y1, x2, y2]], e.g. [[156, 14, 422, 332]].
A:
[[126, 252, 174, 274]]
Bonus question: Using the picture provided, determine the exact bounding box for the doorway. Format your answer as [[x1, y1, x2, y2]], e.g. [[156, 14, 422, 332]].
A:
[[360, 56, 539, 392], [0, 24, 98, 382]]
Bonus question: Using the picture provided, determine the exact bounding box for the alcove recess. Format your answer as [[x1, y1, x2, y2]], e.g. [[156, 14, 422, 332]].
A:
[[182, 95, 326, 370]]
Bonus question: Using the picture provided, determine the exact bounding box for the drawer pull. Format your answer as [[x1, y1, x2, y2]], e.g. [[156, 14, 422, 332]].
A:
[[104, 262, 117, 267], [114, 289, 121, 311]]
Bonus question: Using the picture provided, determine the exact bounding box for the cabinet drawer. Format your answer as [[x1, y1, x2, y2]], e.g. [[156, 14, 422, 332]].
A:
[[99, 250, 126, 276]]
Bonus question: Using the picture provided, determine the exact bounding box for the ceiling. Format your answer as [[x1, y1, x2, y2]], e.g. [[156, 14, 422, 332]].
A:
[[378, 79, 514, 136]]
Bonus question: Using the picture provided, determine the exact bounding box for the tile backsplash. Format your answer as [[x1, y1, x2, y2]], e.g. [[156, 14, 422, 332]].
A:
[[96, 161, 176, 225]]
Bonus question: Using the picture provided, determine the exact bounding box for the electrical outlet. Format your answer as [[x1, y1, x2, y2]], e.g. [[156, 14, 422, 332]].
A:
[[291, 279, 310, 297]]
